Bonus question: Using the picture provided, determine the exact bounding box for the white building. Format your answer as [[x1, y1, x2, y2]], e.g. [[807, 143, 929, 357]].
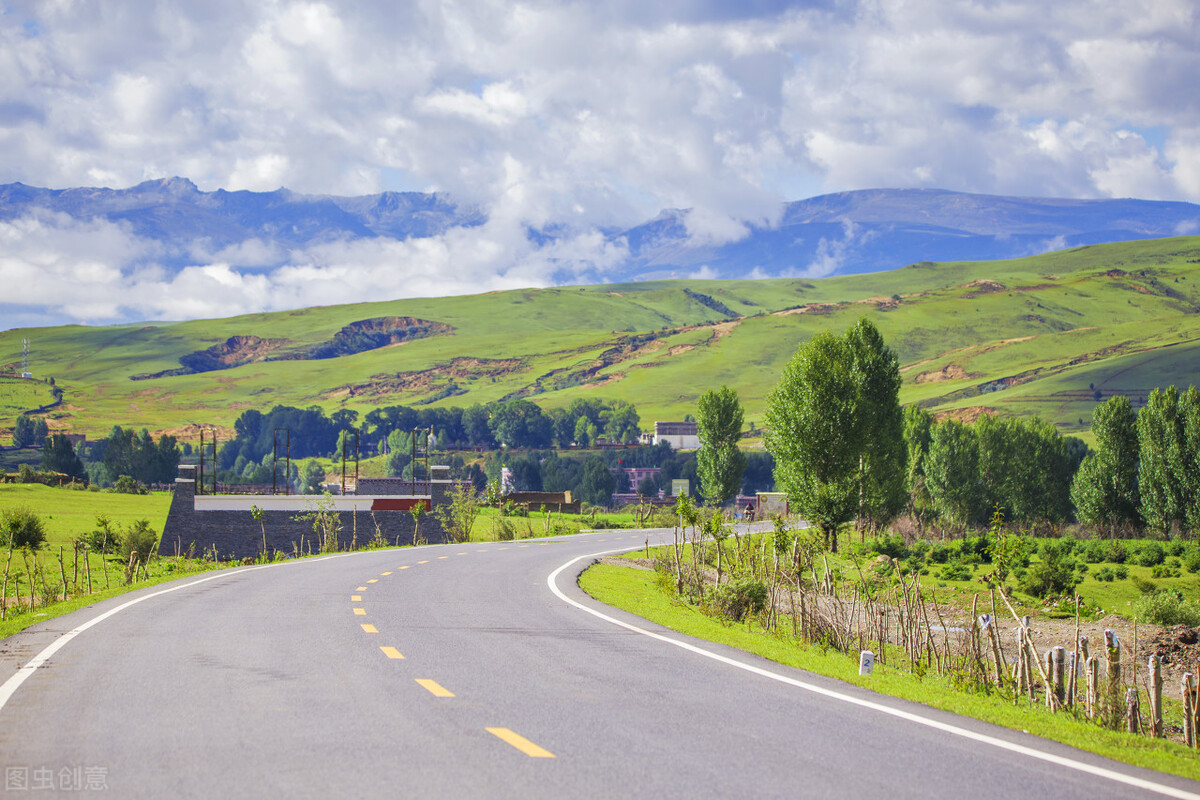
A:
[[653, 421, 699, 450]]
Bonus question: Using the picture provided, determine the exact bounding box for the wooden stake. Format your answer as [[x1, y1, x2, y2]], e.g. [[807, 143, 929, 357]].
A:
[[1126, 687, 1140, 734], [1149, 655, 1163, 738], [1182, 674, 1195, 747]]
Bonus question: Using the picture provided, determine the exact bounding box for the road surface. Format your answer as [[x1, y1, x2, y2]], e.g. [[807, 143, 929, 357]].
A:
[[2, 527, 1197, 798]]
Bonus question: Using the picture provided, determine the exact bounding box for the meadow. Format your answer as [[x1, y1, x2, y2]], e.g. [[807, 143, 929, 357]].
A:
[[0, 236, 1198, 443]]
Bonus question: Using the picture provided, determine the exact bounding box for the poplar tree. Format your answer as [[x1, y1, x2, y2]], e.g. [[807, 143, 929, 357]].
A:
[[696, 386, 747, 506]]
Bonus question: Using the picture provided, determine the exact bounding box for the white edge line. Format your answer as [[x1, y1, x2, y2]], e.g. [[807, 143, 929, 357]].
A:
[[0, 552, 354, 714], [548, 549, 1200, 800]]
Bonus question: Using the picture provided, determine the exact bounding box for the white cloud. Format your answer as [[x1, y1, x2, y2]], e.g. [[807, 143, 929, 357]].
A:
[[0, 0, 1198, 325]]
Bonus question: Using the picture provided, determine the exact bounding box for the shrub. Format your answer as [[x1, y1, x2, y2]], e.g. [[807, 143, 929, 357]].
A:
[[1133, 590, 1200, 626], [707, 578, 768, 622], [1132, 541, 1166, 567], [909, 540, 931, 560], [1183, 546, 1200, 573], [928, 543, 952, 564], [82, 515, 121, 554], [866, 534, 909, 561], [1095, 566, 1115, 582], [958, 535, 990, 564], [1165, 540, 1186, 557], [1081, 539, 1108, 563], [1151, 564, 1181, 579], [1105, 540, 1128, 564], [111, 474, 147, 495], [1018, 539, 1081, 598], [940, 562, 973, 581], [0, 505, 47, 550], [1131, 575, 1157, 594], [121, 520, 159, 563], [1114, 565, 1128, 580]]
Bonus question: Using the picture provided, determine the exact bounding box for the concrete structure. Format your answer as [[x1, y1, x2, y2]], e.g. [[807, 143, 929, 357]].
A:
[[503, 491, 580, 514], [653, 421, 699, 450], [160, 464, 455, 560]]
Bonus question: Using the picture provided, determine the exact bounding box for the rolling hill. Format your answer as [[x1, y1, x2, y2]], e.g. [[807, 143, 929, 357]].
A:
[[2, 236, 1200, 443]]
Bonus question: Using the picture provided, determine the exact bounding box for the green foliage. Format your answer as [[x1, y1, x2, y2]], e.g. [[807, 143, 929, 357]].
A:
[[0, 505, 47, 550], [1133, 589, 1200, 626], [1017, 538, 1081, 598], [1131, 541, 1166, 567], [765, 319, 903, 548], [434, 481, 479, 544], [111, 474, 147, 494], [293, 493, 342, 552], [1071, 396, 1140, 531], [940, 562, 973, 581], [1138, 385, 1200, 535], [302, 459, 327, 493], [41, 433, 87, 480], [696, 385, 747, 506], [925, 420, 982, 528], [121, 519, 159, 563], [865, 534, 910, 561], [12, 414, 48, 449], [82, 514, 121, 554], [706, 577, 768, 622]]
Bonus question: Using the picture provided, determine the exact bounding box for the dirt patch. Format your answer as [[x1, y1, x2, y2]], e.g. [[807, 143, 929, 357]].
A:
[[914, 364, 976, 384], [1148, 626, 1200, 675], [960, 280, 1006, 298], [711, 320, 742, 341], [669, 344, 696, 356], [933, 406, 998, 423], [155, 423, 237, 441], [330, 357, 524, 399], [774, 303, 839, 316]]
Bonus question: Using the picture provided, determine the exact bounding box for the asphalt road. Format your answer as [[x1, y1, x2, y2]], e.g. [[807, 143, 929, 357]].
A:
[[2, 527, 1199, 799]]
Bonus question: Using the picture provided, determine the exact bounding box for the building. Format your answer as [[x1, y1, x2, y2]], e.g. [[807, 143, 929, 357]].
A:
[[653, 421, 699, 450]]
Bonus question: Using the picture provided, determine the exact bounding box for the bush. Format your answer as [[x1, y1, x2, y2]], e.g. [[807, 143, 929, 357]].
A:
[[0, 505, 47, 550], [940, 562, 973, 581], [111, 474, 147, 495], [1133, 590, 1200, 626], [928, 543, 952, 564], [866, 534, 909, 561], [1114, 565, 1128, 580], [1105, 540, 1128, 564], [707, 578, 768, 622], [1151, 564, 1181, 579], [957, 535, 990, 565], [1131, 575, 1157, 594], [1183, 546, 1200, 573], [1095, 566, 1115, 582], [120, 519, 159, 563], [1081, 539, 1108, 563], [1132, 541, 1165, 567], [909, 540, 931, 560], [1018, 539, 1081, 598], [81, 515, 121, 554], [1166, 540, 1186, 557]]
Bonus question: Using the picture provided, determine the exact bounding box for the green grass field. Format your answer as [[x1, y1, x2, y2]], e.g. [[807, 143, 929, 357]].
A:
[[579, 561, 1200, 780], [2, 236, 1200, 441]]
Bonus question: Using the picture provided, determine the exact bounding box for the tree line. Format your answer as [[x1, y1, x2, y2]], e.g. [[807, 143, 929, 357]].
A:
[[761, 317, 1200, 547]]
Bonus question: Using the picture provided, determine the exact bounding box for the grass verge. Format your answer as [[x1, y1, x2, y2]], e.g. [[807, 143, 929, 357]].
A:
[[579, 561, 1200, 781]]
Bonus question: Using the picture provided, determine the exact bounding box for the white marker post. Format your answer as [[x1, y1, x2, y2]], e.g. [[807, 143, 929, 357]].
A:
[[859, 650, 875, 676]]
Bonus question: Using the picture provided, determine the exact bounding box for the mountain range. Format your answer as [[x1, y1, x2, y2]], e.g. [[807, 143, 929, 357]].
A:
[[3, 178, 1199, 289]]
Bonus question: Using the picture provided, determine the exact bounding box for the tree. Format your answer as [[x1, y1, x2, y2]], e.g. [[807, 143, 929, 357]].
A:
[[902, 405, 934, 531], [1071, 395, 1140, 533], [764, 329, 862, 552], [579, 457, 616, 506], [462, 404, 495, 448], [924, 419, 982, 530], [41, 433, 86, 480], [1138, 386, 1190, 535], [696, 385, 747, 506], [302, 460, 327, 494], [845, 319, 906, 533], [489, 400, 553, 449]]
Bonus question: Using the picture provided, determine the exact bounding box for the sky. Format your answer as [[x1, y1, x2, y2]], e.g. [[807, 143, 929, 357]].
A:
[[1, 0, 1199, 328]]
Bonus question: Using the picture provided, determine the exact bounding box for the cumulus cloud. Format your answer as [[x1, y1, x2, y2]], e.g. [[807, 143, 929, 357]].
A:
[[0, 0, 1197, 325]]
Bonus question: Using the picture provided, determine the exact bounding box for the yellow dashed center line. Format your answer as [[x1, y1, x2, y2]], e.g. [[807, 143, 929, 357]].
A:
[[351, 595, 362, 602], [417, 560, 430, 564], [400, 565, 411, 570], [367, 579, 379, 584], [518, 545, 530, 548], [498, 547, 509, 551], [381, 571, 393, 576], [486, 728, 555, 758], [415, 679, 455, 698], [361, 624, 378, 633], [380, 646, 405, 660], [457, 552, 468, 555], [438, 556, 449, 560], [353, 608, 366, 616], [476, 549, 488, 552], [357, 586, 368, 591]]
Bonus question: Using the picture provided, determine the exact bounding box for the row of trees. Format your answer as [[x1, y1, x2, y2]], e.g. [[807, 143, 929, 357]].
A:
[[1072, 388, 1200, 536], [12, 414, 49, 449], [218, 398, 642, 471]]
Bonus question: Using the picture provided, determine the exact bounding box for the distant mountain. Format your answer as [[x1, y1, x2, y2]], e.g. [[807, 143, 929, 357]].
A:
[[616, 189, 1200, 280], [2, 179, 1198, 284]]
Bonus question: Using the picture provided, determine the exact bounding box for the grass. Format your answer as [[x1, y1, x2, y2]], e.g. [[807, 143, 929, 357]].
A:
[[579, 560, 1200, 781], [2, 237, 1200, 441]]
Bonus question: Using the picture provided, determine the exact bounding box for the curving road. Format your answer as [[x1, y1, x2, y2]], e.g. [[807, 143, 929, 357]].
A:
[[1, 528, 1198, 799]]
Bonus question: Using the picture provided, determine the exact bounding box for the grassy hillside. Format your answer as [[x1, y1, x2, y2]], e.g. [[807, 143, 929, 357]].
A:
[[2, 236, 1199, 441]]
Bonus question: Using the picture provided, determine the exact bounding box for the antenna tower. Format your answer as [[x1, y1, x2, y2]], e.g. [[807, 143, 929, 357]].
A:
[[21, 338, 30, 377]]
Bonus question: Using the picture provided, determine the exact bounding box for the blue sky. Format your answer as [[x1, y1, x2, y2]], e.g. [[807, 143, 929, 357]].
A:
[[0, 0, 1198, 325]]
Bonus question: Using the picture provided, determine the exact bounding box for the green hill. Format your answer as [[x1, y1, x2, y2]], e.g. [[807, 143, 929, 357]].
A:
[[3, 236, 1200, 442]]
